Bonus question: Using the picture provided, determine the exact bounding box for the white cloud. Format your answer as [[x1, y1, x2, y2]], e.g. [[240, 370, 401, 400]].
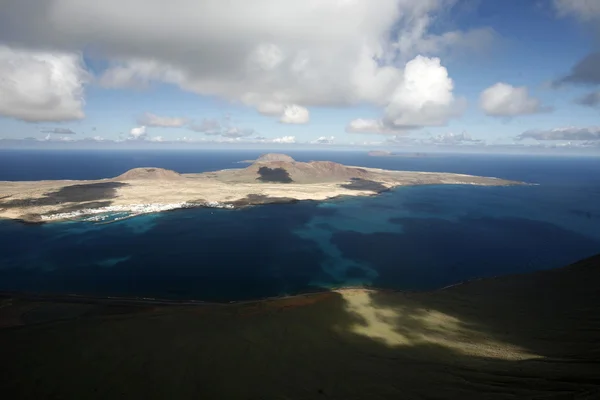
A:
[[40, 127, 76, 134], [348, 56, 465, 133], [271, 136, 296, 144], [188, 119, 221, 133], [311, 136, 335, 144], [218, 127, 255, 139], [0, 0, 486, 123], [187, 117, 255, 138], [255, 102, 286, 116], [554, 0, 600, 20], [518, 126, 600, 141], [346, 119, 395, 134], [149, 135, 165, 142], [280, 105, 309, 124], [348, 140, 384, 146], [430, 131, 482, 145], [480, 83, 546, 117], [138, 112, 187, 128], [129, 125, 147, 139], [384, 56, 465, 128], [0, 46, 87, 122], [43, 134, 76, 142], [390, 8, 496, 62]]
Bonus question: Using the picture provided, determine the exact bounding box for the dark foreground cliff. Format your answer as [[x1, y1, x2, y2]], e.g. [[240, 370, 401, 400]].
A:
[[1, 254, 599, 399]]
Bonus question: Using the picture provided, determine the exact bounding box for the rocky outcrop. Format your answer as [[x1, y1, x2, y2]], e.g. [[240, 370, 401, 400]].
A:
[[245, 160, 372, 183]]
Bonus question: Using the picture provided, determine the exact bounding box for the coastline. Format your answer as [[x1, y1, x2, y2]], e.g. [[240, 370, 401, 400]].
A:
[[0, 154, 526, 224], [0, 266, 528, 308], [1, 178, 524, 225]]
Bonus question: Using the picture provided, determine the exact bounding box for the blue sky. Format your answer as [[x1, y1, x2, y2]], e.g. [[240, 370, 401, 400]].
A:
[[0, 0, 599, 152]]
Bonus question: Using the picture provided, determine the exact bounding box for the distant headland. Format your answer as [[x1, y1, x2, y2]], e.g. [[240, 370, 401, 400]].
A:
[[0, 153, 524, 224], [368, 150, 430, 157]]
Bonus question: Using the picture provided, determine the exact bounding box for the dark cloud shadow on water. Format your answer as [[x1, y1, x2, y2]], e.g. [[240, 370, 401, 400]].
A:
[[331, 216, 600, 291], [0, 202, 339, 301]]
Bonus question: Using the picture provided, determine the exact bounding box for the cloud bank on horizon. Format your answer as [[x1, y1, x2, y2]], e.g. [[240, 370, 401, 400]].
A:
[[0, 0, 600, 151]]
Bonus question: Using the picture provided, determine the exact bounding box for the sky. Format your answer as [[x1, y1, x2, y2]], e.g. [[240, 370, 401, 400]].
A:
[[1, 0, 600, 153]]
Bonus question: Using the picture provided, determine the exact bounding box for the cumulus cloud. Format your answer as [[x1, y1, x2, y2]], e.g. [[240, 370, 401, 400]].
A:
[[383, 56, 465, 128], [552, 1, 600, 89], [575, 90, 600, 107], [347, 56, 464, 133], [188, 119, 221, 134], [384, 135, 421, 145], [0, 46, 87, 122], [430, 132, 482, 145], [40, 127, 76, 134], [138, 112, 187, 128], [518, 126, 600, 141], [556, 52, 600, 86], [213, 127, 255, 139], [346, 119, 401, 134], [0, 0, 485, 124], [42, 134, 75, 142], [280, 105, 309, 124], [554, 0, 600, 21], [188, 117, 255, 138], [129, 125, 147, 140], [272, 136, 296, 144], [480, 83, 546, 117], [311, 136, 335, 144]]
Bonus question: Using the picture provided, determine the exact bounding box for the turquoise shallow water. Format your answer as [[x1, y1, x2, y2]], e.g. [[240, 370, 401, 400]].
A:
[[1, 151, 599, 301]]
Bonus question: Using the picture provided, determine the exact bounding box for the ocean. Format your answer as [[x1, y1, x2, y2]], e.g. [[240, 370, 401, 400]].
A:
[[1, 149, 599, 302]]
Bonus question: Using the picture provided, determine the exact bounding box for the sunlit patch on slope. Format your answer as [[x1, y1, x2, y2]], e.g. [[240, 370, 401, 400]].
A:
[[337, 290, 540, 360]]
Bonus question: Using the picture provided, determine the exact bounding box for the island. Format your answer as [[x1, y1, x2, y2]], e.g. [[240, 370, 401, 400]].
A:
[[237, 152, 296, 163], [0, 153, 523, 223]]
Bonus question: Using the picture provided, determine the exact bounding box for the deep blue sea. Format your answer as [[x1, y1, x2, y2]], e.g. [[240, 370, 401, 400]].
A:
[[1, 150, 599, 302]]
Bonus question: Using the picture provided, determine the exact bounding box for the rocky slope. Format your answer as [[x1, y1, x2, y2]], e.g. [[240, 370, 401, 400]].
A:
[[1, 254, 598, 398]]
